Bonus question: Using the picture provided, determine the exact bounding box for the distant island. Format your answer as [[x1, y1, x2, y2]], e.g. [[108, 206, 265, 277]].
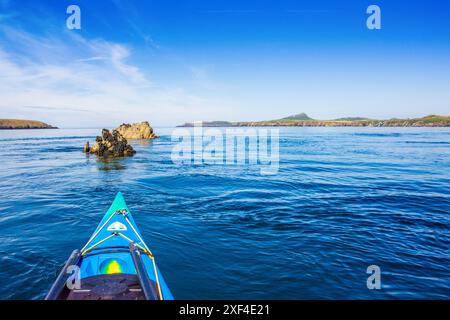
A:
[[0, 119, 57, 129], [178, 114, 450, 127], [178, 121, 234, 127]]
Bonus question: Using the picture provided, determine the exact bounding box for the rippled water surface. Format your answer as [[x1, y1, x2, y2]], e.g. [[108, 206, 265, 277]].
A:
[[0, 127, 449, 299]]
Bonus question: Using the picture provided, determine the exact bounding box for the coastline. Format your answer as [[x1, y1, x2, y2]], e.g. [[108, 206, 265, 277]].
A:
[[233, 121, 450, 128], [178, 115, 450, 128], [178, 123, 450, 128], [0, 127, 58, 130]]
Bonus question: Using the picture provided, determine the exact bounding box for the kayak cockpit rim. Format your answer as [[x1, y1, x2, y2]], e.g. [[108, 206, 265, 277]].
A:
[[45, 241, 161, 300]]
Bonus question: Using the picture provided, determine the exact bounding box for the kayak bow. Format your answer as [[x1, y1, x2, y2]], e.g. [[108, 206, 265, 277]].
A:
[[46, 192, 173, 300]]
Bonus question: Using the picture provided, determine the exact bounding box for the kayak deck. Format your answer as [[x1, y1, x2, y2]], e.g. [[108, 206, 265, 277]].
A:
[[46, 192, 173, 300]]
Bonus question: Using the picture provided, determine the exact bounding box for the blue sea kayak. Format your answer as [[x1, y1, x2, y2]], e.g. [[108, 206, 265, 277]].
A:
[[46, 192, 174, 300]]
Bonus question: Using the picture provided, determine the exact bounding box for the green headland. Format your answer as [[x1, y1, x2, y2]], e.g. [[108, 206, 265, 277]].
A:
[[178, 114, 450, 127], [0, 119, 57, 129]]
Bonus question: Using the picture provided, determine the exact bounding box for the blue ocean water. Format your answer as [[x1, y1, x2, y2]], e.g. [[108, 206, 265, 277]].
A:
[[0, 127, 449, 299]]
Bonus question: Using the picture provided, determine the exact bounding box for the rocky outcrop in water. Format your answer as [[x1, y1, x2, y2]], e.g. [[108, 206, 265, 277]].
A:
[[84, 129, 136, 157], [115, 121, 158, 139]]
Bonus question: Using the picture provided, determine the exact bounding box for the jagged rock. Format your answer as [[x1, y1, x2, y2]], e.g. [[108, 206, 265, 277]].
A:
[[83, 142, 90, 153], [84, 129, 136, 157], [115, 121, 159, 139]]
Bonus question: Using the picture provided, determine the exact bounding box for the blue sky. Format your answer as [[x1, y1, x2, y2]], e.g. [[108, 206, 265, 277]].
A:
[[0, 0, 449, 127]]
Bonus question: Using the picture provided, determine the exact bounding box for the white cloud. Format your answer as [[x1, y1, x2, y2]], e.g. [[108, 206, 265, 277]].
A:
[[0, 26, 216, 127]]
